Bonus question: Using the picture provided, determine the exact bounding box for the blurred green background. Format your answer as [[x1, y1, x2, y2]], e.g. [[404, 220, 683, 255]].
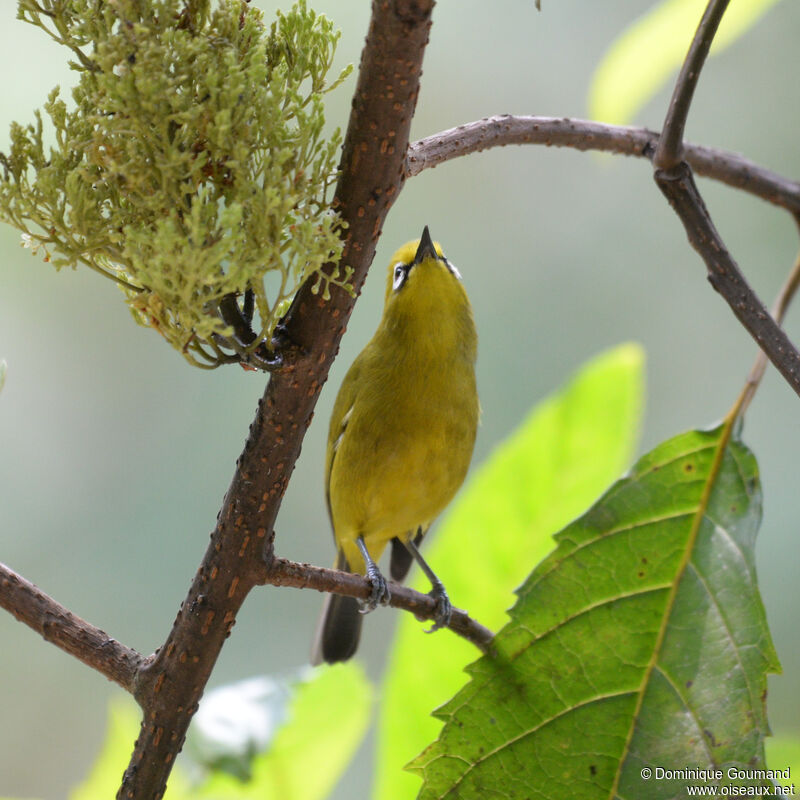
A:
[[1, 1, 799, 797]]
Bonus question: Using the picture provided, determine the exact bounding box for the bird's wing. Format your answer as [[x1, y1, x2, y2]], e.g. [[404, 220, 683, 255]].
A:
[[324, 354, 363, 531]]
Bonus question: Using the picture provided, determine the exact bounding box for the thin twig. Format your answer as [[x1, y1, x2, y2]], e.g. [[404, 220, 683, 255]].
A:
[[265, 558, 495, 654], [405, 116, 800, 214], [0, 561, 143, 692], [655, 162, 800, 400], [738, 215, 800, 415], [654, 0, 731, 170]]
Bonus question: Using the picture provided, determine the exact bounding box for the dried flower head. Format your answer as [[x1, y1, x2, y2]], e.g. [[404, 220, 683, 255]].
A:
[[2, 0, 353, 367]]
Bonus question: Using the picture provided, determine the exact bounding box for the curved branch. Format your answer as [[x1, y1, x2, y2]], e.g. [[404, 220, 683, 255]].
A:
[[265, 558, 494, 654], [409, 113, 800, 404], [655, 162, 800, 399], [0, 561, 142, 692], [655, 0, 731, 169], [405, 116, 800, 214]]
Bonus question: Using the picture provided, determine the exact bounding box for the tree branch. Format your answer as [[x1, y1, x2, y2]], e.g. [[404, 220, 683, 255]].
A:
[[655, 162, 800, 399], [738, 215, 800, 415], [265, 557, 494, 654], [408, 113, 800, 403], [116, 2, 435, 798], [0, 561, 142, 692], [654, 0, 731, 170], [7, 2, 795, 793], [405, 116, 800, 214]]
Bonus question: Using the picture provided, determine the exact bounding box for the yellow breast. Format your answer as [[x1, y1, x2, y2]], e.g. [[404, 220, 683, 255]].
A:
[[325, 235, 478, 574]]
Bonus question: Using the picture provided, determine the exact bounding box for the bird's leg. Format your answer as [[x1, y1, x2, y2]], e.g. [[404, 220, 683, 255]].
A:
[[218, 292, 257, 347], [356, 535, 391, 613], [404, 531, 452, 633], [215, 291, 306, 372], [241, 287, 255, 327]]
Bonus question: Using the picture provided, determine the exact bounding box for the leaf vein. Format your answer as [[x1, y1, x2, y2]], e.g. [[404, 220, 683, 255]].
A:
[[532, 510, 695, 593], [440, 689, 639, 798], [686, 560, 757, 718], [653, 662, 716, 763], [608, 423, 736, 799], [517, 583, 672, 654]]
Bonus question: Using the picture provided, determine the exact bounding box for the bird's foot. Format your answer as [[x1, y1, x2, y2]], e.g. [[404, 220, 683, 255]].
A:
[[255, 322, 306, 372], [358, 562, 391, 614], [424, 581, 452, 633]]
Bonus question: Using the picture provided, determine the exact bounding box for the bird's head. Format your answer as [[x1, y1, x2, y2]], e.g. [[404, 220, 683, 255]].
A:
[[383, 226, 467, 312], [379, 226, 475, 357]]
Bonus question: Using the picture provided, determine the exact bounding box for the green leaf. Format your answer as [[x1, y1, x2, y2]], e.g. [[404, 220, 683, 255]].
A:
[[0, 360, 5, 393], [766, 735, 800, 782], [411, 424, 780, 799], [69, 664, 370, 800], [69, 700, 136, 800], [194, 664, 372, 800], [70, 700, 180, 800], [186, 675, 294, 780], [375, 343, 645, 800], [589, 0, 784, 125], [68, 700, 193, 800], [69, 701, 191, 800]]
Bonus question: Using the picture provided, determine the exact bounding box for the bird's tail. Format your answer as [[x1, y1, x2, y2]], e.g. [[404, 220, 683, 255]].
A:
[[389, 527, 426, 582], [310, 551, 363, 665]]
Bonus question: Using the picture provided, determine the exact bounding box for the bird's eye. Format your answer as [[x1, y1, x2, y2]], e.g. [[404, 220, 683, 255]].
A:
[[392, 262, 408, 291]]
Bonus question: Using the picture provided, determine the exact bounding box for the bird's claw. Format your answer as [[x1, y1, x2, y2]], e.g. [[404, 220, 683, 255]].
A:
[[259, 322, 306, 373], [424, 583, 452, 633], [358, 564, 391, 614]]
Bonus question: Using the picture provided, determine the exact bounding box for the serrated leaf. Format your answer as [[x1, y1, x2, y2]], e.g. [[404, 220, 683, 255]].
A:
[[411, 425, 780, 799], [589, 0, 784, 125], [375, 344, 644, 800]]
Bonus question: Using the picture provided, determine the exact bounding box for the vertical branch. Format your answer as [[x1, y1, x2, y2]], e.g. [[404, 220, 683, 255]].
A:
[[654, 0, 731, 170], [116, 2, 435, 799]]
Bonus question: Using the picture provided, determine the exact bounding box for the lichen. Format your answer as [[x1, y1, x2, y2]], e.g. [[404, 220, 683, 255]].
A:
[[2, 0, 352, 367]]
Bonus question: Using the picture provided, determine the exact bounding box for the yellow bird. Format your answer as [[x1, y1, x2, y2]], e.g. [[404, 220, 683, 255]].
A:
[[311, 226, 479, 664]]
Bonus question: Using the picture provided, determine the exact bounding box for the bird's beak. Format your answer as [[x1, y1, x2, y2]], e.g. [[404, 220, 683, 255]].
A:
[[414, 225, 439, 264]]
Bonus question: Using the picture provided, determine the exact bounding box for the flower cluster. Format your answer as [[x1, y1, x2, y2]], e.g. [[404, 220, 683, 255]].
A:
[[2, 0, 352, 367]]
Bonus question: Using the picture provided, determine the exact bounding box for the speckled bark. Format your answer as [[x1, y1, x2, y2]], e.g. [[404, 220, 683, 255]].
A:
[[117, 2, 435, 798], [0, 563, 142, 690]]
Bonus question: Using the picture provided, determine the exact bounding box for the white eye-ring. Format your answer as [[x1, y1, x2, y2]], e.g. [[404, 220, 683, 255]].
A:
[[443, 257, 462, 280], [392, 262, 408, 291]]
